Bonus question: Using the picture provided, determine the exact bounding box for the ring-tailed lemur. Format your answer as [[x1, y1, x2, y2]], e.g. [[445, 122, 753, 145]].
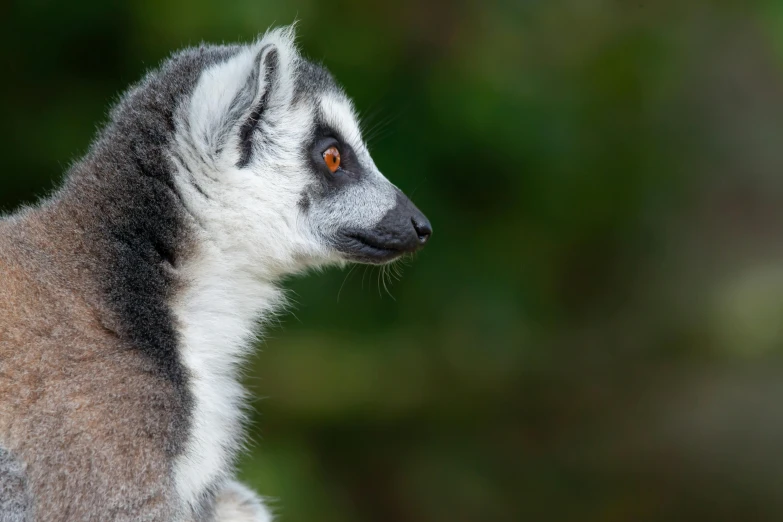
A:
[[0, 26, 431, 522]]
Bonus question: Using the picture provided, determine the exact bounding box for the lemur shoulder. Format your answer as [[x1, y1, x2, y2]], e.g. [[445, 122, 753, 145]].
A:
[[0, 26, 430, 522]]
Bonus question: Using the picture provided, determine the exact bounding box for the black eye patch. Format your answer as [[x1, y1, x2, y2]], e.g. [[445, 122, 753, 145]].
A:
[[307, 123, 362, 186]]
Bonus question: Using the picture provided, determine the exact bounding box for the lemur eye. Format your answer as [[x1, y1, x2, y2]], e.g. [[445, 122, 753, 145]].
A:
[[323, 146, 341, 173]]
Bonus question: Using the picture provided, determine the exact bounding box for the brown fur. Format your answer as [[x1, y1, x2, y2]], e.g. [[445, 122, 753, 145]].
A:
[[0, 202, 180, 521]]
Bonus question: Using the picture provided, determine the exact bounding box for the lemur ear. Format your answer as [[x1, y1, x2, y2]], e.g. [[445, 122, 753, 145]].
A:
[[236, 44, 279, 168]]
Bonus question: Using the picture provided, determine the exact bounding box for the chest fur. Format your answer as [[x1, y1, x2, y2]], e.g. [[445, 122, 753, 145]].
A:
[[170, 242, 282, 509]]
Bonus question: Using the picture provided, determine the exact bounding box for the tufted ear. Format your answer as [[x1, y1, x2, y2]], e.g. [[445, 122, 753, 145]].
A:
[[184, 27, 298, 166], [235, 44, 279, 168]]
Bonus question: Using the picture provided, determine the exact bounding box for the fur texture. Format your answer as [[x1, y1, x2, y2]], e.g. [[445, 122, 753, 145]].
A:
[[0, 447, 31, 522], [0, 26, 429, 521]]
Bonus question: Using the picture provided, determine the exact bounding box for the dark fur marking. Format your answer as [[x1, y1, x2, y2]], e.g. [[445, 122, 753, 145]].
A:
[[190, 179, 209, 199], [293, 60, 340, 105], [192, 480, 221, 522], [60, 45, 242, 457], [297, 192, 311, 212], [237, 47, 279, 169]]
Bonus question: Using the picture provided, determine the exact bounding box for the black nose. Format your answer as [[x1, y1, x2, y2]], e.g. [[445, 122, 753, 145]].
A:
[[412, 217, 432, 244]]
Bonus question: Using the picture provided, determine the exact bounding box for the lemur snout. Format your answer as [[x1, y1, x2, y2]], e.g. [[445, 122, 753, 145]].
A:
[[332, 190, 431, 264], [391, 193, 431, 252], [412, 216, 432, 244]]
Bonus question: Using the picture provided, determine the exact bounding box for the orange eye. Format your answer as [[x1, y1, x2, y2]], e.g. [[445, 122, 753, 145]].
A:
[[323, 146, 341, 173]]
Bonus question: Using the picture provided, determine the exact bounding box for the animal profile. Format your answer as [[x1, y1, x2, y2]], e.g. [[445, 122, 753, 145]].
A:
[[0, 26, 430, 522]]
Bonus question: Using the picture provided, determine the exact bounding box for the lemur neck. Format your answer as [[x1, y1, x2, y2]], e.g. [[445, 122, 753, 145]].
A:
[[60, 136, 285, 366], [172, 233, 284, 358], [166, 184, 285, 506], [59, 140, 285, 507]]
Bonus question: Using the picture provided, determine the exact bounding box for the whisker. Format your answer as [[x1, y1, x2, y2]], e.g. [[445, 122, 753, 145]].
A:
[[408, 177, 428, 198], [337, 264, 357, 302], [363, 114, 398, 146], [390, 259, 404, 281], [358, 104, 388, 136], [381, 264, 397, 301]]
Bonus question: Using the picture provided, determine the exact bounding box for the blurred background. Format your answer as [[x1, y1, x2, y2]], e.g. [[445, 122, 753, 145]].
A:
[[4, 0, 783, 520]]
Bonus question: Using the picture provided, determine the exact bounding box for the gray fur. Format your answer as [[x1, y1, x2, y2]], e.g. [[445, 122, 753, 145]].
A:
[[0, 447, 31, 522], [293, 59, 339, 104]]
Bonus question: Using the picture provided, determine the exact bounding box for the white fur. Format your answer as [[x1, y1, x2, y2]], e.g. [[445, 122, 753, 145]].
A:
[[214, 481, 274, 522], [167, 27, 399, 517], [170, 235, 283, 512]]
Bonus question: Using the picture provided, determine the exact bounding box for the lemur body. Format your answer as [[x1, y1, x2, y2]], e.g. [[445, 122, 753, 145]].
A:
[[0, 27, 430, 521]]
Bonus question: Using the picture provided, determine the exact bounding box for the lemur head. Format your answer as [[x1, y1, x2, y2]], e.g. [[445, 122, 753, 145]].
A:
[[170, 27, 431, 277]]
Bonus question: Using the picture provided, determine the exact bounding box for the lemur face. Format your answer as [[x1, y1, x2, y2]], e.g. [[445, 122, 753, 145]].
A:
[[172, 28, 430, 276]]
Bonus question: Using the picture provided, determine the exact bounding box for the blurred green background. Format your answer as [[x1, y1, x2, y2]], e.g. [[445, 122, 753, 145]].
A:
[[5, 0, 783, 520]]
